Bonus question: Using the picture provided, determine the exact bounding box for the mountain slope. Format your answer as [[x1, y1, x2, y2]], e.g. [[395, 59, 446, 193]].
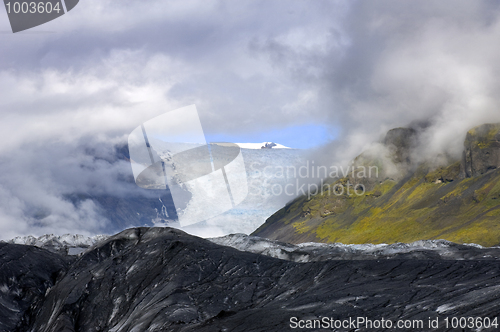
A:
[[253, 123, 500, 246]]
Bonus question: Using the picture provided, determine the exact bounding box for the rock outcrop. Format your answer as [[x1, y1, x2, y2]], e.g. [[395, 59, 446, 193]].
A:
[[261, 142, 277, 149], [462, 123, 500, 178], [383, 127, 417, 165]]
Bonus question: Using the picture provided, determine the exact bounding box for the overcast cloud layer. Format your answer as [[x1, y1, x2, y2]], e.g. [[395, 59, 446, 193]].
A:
[[1, 0, 500, 238]]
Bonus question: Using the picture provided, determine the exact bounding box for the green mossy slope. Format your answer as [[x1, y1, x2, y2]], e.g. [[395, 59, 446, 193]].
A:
[[253, 124, 500, 246], [254, 165, 500, 246]]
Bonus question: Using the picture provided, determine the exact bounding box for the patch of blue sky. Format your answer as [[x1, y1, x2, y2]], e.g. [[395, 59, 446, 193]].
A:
[[205, 124, 338, 149]]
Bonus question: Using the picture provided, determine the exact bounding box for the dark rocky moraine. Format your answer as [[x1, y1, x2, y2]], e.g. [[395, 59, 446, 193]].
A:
[[1, 227, 500, 331]]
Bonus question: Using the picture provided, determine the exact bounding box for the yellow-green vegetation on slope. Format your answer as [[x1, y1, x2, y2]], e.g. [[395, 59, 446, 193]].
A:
[[254, 166, 500, 246], [253, 123, 500, 246], [466, 123, 500, 150]]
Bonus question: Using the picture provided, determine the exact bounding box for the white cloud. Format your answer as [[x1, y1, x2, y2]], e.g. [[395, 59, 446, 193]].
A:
[[2, 0, 500, 237]]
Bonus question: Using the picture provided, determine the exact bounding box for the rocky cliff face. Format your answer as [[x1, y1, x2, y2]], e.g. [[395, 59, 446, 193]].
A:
[[4, 228, 500, 331], [383, 127, 417, 165], [462, 123, 500, 178], [253, 123, 500, 246], [339, 127, 418, 194]]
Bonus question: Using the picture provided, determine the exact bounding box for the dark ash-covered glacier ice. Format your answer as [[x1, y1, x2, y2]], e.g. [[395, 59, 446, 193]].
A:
[[2, 228, 500, 331]]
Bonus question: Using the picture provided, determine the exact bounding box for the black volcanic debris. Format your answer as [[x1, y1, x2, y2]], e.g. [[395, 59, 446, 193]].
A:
[[0, 243, 69, 332], [1, 228, 500, 331]]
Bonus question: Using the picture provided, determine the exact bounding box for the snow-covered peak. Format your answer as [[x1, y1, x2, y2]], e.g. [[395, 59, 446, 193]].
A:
[[10, 234, 107, 247], [8, 234, 108, 255], [235, 142, 291, 149]]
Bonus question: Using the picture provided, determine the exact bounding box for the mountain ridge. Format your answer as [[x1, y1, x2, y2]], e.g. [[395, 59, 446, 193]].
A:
[[6, 233, 109, 255], [252, 123, 500, 246]]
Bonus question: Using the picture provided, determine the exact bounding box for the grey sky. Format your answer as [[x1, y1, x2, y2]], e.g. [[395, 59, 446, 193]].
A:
[[1, 0, 500, 238]]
